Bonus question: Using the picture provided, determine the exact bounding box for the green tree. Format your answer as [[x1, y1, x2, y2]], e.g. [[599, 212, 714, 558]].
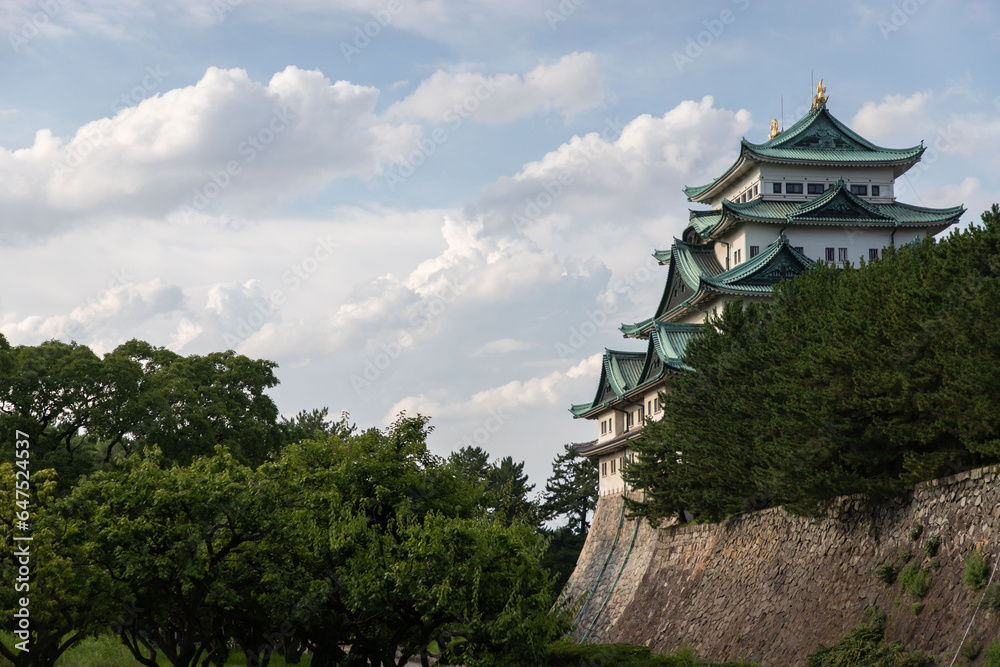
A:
[[62, 449, 274, 667], [0, 463, 115, 667], [541, 444, 598, 535]]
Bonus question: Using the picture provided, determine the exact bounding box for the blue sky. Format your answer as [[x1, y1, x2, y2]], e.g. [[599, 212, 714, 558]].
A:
[[1, 0, 998, 487]]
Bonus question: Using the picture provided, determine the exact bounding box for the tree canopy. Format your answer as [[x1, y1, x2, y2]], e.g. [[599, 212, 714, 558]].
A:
[[626, 205, 1000, 525]]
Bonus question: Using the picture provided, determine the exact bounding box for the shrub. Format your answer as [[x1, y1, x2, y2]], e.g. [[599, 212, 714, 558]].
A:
[[985, 639, 1000, 667], [874, 562, 899, 586], [805, 607, 929, 667], [923, 535, 941, 558], [543, 640, 763, 666], [899, 549, 913, 563], [960, 640, 981, 661], [898, 561, 931, 598], [981, 581, 1000, 613], [910, 602, 923, 615], [909, 525, 923, 540], [964, 548, 991, 591]]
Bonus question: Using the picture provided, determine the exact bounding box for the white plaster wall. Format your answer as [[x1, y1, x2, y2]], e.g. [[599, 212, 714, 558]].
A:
[[758, 164, 896, 203]]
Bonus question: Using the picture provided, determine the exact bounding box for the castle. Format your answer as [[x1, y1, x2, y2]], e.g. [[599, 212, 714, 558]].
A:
[[569, 81, 965, 496]]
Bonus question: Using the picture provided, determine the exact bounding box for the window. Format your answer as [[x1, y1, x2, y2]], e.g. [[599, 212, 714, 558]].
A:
[[610, 458, 616, 474], [625, 412, 633, 430], [773, 182, 782, 194], [869, 248, 879, 261], [825, 247, 835, 262], [786, 183, 803, 194], [654, 397, 661, 412], [807, 183, 825, 194], [850, 184, 868, 196], [647, 400, 652, 414], [734, 249, 742, 264], [871, 185, 881, 196], [620, 456, 624, 472], [749, 245, 760, 258], [601, 421, 606, 435], [638, 407, 644, 423], [602, 462, 607, 477], [838, 248, 848, 262], [753, 184, 758, 197]]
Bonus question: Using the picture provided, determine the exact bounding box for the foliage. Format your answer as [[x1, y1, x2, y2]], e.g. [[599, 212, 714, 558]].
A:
[[874, 562, 899, 586], [899, 550, 912, 563], [543, 640, 762, 666], [805, 607, 929, 667], [0, 465, 115, 667], [982, 581, 1000, 612], [448, 446, 541, 526], [960, 640, 981, 661], [0, 337, 287, 489], [540, 444, 598, 536], [279, 407, 356, 444], [910, 602, 922, 615], [908, 525, 923, 540], [60, 449, 274, 667], [923, 535, 941, 558], [964, 548, 991, 590], [985, 638, 1000, 667], [540, 525, 589, 594], [898, 562, 931, 598], [628, 205, 1000, 524]]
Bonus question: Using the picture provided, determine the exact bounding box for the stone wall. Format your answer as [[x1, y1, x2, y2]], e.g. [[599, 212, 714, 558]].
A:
[[562, 466, 1000, 665]]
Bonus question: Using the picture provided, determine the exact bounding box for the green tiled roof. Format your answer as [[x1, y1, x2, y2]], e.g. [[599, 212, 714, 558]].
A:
[[685, 180, 964, 239], [672, 239, 725, 290], [620, 316, 653, 337], [700, 234, 814, 295], [652, 249, 672, 264], [572, 323, 703, 419], [686, 103, 924, 203]]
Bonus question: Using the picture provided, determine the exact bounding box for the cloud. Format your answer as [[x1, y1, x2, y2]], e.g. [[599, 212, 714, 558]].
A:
[[386, 52, 606, 124], [0, 65, 421, 240], [0, 278, 185, 353]]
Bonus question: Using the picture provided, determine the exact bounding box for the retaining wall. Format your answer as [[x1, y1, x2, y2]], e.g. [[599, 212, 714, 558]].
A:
[[562, 466, 1000, 665]]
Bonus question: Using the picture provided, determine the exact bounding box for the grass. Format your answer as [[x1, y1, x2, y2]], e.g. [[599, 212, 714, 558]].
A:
[[923, 535, 941, 558], [874, 562, 899, 586], [544, 640, 762, 666], [0, 633, 312, 667], [985, 638, 1000, 667], [898, 561, 931, 598], [909, 525, 923, 541], [805, 607, 929, 667], [964, 548, 991, 591]]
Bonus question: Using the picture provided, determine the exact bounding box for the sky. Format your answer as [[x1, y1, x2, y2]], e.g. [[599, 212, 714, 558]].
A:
[[1, 0, 998, 489]]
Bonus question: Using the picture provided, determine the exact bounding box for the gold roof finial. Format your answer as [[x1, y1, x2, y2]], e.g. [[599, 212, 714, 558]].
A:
[[767, 118, 781, 140], [812, 78, 829, 108]]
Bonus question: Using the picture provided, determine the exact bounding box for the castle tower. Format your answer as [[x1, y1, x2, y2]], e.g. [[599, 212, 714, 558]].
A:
[[569, 90, 965, 497]]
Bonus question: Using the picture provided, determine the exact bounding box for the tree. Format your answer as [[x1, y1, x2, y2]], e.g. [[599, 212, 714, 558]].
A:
[[280, 407, 356, 445], [0, 464, 115, 667], [62, 450, 275, 667], [625, 205, 1000, 525], [541, 444, 598, 535]]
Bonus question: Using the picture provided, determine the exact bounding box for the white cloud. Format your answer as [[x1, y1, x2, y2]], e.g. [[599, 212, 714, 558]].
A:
[[474, 338, 536, 355], [851, 91, 932, 143], [386, 52, 605, 124], [0, 65, 421, 240]]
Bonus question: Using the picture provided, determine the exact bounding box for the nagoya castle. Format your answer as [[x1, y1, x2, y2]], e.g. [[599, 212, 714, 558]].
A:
[[569, 81, 964, 497]]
